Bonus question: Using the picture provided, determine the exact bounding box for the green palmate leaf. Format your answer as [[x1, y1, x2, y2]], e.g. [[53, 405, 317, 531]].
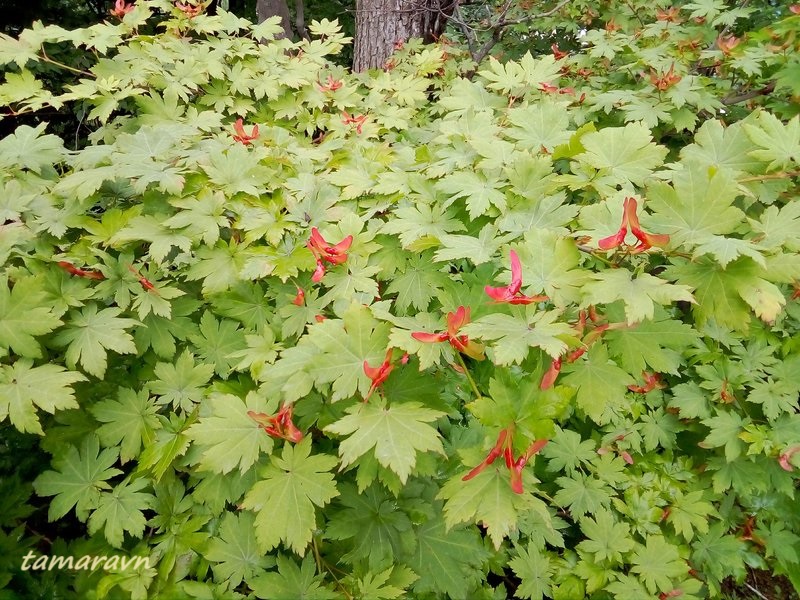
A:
[[542, 428, 597, 474], [249, 554, 339, 600], [435, 224, 509, 265], [680, 117, 762, 174], [605, 314, 700, 375], [206, 511, 274, 588], [666, 489, 716, 542], [92, 387, 160, 464], [0, 360, 85, 435], [33, 435, 122, 521], [241, 438, 338, 555], [186, 392, 273, 474], [577, 509, 635, 565], [349, 565, 418, 600], [52, 303, 138, 378], [751, 201, 800, 252], [463, 310, 573, 365], [630, 535, 689, 594], [665, 257, 785, 328], [692, 522, 747, 588], [436, 171, 507, 219], [510, 546, 552, 600], [468, 370, 569, 439], [407, 515, 488, 600], [324, 402, 445, 484], [575, 122, 668, 186], [188, 311, 247, 377], [0, 123, 65, 174], [109, 215, 193, 263], [552, 474, 613, 517], [561, 344, 635, 423], [0, 274, 62, 359], [150, 350, 215, 412], [303, 303, 391, 401], [506, 100, 572, 152], [326, 483, 415, 569], [87, 477, 153, 548], [137, 413, 191, 482], [646, 163, 744, 247], [518, 230, 590, 307], [384, 253, 448, 312], [438, 467, 539, 549], [380, 203, 466, 249], [582, 271, 694, 324], [744, 112, 800, 171]]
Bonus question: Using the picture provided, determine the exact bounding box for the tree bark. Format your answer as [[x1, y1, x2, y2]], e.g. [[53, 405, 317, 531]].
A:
[[353, 0, 453, 72], [256, 0, 293, 39]]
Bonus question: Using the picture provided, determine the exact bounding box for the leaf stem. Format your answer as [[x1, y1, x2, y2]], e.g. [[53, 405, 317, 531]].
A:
[[39, 48, 95, 77], [738, 170, 800, 182], [456, 352, 481, 401], [312, 537, 353, 600]]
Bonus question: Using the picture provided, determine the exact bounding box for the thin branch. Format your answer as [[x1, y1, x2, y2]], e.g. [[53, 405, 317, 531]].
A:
[[722, 80, 776, 105], [451, 2, 477, 56], [468, 0, 570, 66], [738, 170, 800, 183]]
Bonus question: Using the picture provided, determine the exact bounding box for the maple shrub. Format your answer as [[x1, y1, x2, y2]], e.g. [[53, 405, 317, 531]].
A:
[[1, 1, 800, 599]]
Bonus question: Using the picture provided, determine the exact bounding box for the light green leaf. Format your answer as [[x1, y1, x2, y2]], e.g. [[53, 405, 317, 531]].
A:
[[0, 360, 85, 435], [33, 435, 122, 521], [186, 393, 274, 474], [92, 387, 160, 464], [52, 304, 138, 378], [325, 402, 445, 483], [241, 438, 339, 555]]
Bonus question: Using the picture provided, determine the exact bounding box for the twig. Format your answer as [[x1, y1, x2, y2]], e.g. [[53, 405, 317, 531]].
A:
[[455, 353, 482, 401], [469, 0, 570, 66], [738, 170, 800, 182], [722, 81, 776, 105]]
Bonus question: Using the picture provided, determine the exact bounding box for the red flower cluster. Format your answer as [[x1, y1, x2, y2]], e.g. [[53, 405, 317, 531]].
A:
[[779, 445, 800, 472], [292, 287, 305, 306], [649, 64, 682, 91], [307, 227, 353, 282], [412, 306, 485, 360], [232, 118, 258, 145], [628, 371, 665, 394], [462, 428, 548, 494], [363, 348, 400, 401], [318, 75, 343, 92], [540, 307, 614, 390], [248, 404, 303, 443], [485, 250, 548, 305], [110, 0, 134, 19], [598, 197, 669, 253], [176, 1, 203, 17], [341, 111, 368, 134]]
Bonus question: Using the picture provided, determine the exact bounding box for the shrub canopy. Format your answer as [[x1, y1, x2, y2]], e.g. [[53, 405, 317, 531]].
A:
[[1, 2, 800, 598]]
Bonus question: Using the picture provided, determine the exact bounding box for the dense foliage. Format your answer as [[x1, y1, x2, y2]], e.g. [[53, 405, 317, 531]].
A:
[[1, 1, 799, 598]]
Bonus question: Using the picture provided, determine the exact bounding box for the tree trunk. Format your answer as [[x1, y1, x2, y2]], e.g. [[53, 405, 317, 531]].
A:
[[256, 0, 293, 39], [353, 0, 452, 72]]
